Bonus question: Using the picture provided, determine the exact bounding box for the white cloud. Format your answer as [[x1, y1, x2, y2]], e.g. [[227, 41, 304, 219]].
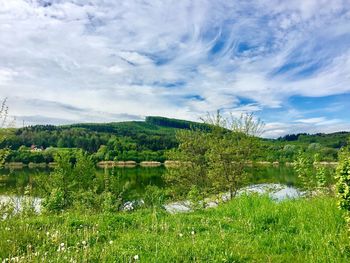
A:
[[0, 0, 349, 136], [294, 117, 327, 124]]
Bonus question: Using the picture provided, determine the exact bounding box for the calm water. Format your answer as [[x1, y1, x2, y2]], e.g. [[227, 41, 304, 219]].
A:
[[0, 166, 164, 199], [0, 165, 304, 197]]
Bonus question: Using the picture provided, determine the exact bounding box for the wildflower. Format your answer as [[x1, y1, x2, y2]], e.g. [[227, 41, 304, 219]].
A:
[[58, 243, 65, 252], [109, 240, 113, 245], [179, 233, 183, 237], [82, 240, 87, 246], [191, 231, 195, 235], [133, 255, 139, 260]]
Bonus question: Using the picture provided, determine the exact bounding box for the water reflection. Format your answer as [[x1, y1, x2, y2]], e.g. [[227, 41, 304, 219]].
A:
[[0, 164, 333, 198]]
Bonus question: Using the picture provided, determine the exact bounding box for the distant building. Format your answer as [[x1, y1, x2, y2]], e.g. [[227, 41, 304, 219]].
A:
[[30, 145, 43, 152]]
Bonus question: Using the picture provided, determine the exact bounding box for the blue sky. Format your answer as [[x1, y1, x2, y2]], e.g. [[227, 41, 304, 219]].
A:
[[1, 0, 350, 137]]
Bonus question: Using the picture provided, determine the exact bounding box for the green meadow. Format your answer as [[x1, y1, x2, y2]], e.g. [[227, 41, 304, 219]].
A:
[[1, 195, 349, 263]]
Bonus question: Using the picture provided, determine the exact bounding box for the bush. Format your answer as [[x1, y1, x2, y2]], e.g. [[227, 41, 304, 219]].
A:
[[42, 188, 65, 213], [336, 150, 350, 213], [143, 185, 166, 208]]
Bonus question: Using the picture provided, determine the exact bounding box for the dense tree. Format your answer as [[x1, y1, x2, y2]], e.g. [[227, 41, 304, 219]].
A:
[[166, 112, 264, 199], [204, 112, 264, 198], [336, 147, 350, 232]]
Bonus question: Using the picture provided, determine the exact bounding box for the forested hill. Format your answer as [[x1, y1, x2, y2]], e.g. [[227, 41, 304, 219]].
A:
[[0, 116, 349, 163], [0, 116, 208, 163], [277, 132, 350, 149]]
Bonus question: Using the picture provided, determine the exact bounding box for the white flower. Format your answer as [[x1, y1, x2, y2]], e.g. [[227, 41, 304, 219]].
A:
[[133, 255, 139, 260], [58, 243, 66, 252], [191, 231, 195, 235], [82, 240, 87, 246], [109, 240, 113, 245], [179, 233, 183, 237]]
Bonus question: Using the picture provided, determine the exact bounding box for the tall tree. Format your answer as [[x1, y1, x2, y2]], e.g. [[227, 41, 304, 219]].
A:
[[166, 111, 264, 200], [205, 112, 264, 198]]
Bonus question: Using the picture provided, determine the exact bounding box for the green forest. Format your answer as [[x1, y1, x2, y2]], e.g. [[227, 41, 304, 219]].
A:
[[0, 116, 348, 165]]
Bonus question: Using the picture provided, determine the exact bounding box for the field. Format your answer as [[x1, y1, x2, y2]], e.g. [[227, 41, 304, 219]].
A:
[[1, 195, 348, 262]]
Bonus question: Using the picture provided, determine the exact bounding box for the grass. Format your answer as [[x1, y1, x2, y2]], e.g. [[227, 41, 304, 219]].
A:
[[0, 195, 349, 262]]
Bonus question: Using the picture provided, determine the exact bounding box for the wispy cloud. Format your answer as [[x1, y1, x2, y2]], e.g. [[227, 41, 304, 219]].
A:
[[0, 0, 350, 136]]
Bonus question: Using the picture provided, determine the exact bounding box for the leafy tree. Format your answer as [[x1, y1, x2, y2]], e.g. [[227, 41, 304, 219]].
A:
[[205, 112, 264, 198], [41, 151, 97, 212], [166, 112, 264, 200], [314, 154, 327, 190], [293, 151, 314, 190], [335, 148, 350, 231], [166, 128, 211, 197]]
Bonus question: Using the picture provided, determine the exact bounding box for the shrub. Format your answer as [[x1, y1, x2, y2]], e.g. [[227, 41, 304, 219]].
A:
[[42, 188, 65, 212], [143, 185, 166, 208], [335, 149, 350, 229]]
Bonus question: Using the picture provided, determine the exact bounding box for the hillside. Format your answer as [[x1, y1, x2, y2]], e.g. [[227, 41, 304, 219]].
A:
[[0, 116, 349, 163], [0, 117, 206, 163], [278, 132, 350, 148]]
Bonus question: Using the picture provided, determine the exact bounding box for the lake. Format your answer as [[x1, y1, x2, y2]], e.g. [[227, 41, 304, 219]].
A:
[[0, 165, 303, 198], [0, 164, 336, 214]]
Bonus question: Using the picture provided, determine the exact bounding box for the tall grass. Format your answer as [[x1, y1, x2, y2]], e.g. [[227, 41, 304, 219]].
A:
[[0, 195, 349, 262]]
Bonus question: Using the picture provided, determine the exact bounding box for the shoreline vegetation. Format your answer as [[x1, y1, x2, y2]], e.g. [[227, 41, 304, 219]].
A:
[[0, 116, 348, 167], [1, 160, 339, 169]]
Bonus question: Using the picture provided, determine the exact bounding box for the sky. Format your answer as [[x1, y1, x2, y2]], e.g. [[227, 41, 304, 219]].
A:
[[1, 0, 350, 138]]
